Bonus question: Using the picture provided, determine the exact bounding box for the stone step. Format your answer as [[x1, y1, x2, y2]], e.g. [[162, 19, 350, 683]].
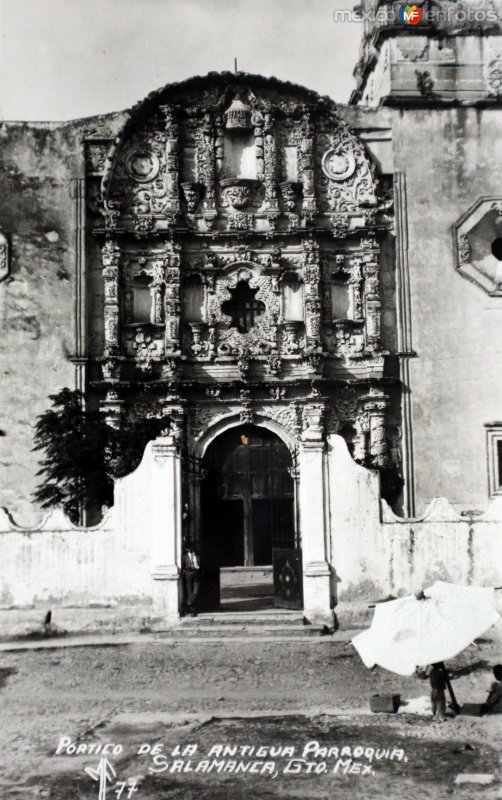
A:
[[152, 635, 333, 645], [177, 611, 306, 626]]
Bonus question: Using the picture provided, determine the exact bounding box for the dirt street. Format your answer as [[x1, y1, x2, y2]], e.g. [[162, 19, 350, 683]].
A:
[[0, 636, 501, 800]]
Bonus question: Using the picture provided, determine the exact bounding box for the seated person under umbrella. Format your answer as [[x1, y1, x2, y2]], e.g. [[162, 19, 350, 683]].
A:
[[483, 665, 502, 714]]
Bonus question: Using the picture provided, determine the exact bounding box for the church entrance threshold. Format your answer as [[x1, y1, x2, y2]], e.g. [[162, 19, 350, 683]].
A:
[[219, 566, 274, 612], [197, 425, 302, 612]]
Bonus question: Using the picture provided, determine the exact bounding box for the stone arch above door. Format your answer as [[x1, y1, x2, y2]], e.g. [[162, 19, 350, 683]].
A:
[[193, 412, 298, 459]]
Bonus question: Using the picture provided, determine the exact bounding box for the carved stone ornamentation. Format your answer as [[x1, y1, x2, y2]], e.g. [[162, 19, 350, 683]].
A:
[[330, 213, 350, 238], [85, 141, 110, 174], [454, 198, 502, 295], [228, 212, 252, 231], [0, 231, 10, 282], [124, 146, 160, 183], [181, 182, 204, 212], [92, 73, 387, 481], [266, 355, 282, 376], [132, 214, 155, 238], [278, 181, 301, 211], [458, 233, 471, 265], [487, 59, 502, 95], [302, 402, 325, 441], [225, 96, 252, 130], [321, 148, 356, 182], [262, 402, 302, 440], [240, 402, 255, 424], [220, 178, 257, 210]]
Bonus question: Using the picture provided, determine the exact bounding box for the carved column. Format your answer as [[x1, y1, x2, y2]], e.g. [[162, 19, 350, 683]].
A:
[[253, 111, 264, 179], [362, 390, 389, 467], [150, 262, 165, 326], [353, 417, 369, 463], [102, 239, 121, 351], [163, 242, 181, 357], [298, 402, 333, 628], [262, 110, 279, 213], [160, 105, 180, 220], [150, 435, 182, 619], [298, 109, 316, 223], [348, 257, 364, 321], [214, 113, 225, 176], [362, 238, 382, 349], [200, 112, 217, 222], [302, 238, 322, 351]]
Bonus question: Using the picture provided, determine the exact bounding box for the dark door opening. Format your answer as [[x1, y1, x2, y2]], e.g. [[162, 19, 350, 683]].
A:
[[199, 425, 301, 611]]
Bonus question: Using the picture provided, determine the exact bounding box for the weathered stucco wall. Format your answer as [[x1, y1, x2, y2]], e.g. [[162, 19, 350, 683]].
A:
[[1, 435, 501, 613], [0, 440, 161, 608], [0, 114, 124, 524], [328, 435, 502, 602], [392, 107, 502, 514]]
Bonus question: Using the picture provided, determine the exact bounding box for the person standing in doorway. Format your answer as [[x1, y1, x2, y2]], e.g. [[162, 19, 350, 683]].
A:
[[182, 538, 200, 617]]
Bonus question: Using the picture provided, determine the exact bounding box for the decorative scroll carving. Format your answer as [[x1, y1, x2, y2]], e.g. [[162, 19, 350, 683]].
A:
[[321, 148, 356, 182], [93, 75, 388, 456], [316, 121, 377, 220]]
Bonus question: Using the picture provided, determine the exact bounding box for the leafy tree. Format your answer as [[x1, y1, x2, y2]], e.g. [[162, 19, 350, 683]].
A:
[[33, 388, 170, 524]]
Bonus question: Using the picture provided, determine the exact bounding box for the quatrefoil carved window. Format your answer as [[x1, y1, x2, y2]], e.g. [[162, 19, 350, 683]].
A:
[[221, 280, 265, 333]]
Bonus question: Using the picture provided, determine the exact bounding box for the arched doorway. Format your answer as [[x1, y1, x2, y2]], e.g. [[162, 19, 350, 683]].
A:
[[199, 424, 302, 611]]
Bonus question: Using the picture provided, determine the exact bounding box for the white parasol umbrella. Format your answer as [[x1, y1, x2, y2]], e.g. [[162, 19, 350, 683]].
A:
[[352, 581, 500, 678]]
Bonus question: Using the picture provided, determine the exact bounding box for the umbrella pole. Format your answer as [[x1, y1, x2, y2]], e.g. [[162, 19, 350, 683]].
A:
[[440, 662, 461, 713]]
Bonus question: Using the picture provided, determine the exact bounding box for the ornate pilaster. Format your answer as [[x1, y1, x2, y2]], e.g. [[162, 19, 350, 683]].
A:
[[361, 238, 382, 349], [101, 239, 122, 379], [163, 241, 181, 357], [200, 112, 217, 220], [302, 238, 322, 350], [262, 110, 279, 213], [298, 109, 317, 223], [214, 113, 225, 176], [150, 262, 165, 325], [160, 105, 180, 220], [348, 257, 364, 321]]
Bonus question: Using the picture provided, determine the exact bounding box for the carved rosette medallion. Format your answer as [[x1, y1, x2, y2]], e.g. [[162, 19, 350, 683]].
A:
[[124, 147, 160, 183], [321, 148, 356, 182]]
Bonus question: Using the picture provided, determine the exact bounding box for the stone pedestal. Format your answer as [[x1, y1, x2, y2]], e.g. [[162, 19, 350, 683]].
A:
[[298, 429, 334, 628], [149, 436, 182, 621]]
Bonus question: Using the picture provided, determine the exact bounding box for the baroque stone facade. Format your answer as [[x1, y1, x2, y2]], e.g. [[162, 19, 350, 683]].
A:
[[83, 74, 397, 468]]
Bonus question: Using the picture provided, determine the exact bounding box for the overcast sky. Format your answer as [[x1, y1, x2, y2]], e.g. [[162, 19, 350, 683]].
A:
[[0, 0, 362, 121]]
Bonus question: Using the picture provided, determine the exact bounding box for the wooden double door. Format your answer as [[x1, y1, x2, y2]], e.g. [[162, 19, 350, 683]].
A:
[[200, 425, 298, 569]]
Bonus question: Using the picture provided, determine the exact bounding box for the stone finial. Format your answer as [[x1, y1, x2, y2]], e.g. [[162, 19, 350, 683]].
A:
[[224, 96, 252, 130]]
